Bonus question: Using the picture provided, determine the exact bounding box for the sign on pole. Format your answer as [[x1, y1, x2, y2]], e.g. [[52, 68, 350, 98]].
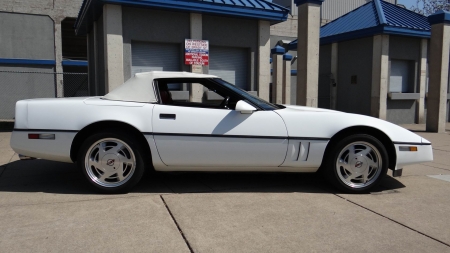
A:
[[185, 39, 209, 66]]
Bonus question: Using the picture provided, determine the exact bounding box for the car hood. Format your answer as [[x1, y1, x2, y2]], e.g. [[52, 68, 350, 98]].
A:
[[275, 105, 425, 144], [281, 105, 340, 113]]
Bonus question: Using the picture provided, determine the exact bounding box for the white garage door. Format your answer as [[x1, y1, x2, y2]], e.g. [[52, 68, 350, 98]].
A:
[[209, 46, 248, 90], [131, 42, 180, 76]]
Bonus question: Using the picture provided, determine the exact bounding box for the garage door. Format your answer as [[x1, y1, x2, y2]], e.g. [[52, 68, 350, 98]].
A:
[[131, 42, 180, 76], [209, 46, 248, 90]]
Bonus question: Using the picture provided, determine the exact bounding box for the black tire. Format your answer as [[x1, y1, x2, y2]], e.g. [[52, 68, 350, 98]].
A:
[[324, 134, 389, 193], [77, 129, 146, 194]]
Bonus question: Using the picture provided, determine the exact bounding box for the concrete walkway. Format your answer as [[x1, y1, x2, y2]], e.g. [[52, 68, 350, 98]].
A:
[[0, 125, 450, 252]]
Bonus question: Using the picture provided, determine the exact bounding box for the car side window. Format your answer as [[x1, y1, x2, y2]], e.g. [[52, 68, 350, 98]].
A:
[[155, 78, 239, 110]]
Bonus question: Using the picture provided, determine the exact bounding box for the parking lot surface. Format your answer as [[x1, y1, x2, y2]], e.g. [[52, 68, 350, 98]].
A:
[[1, 124, 450, 252]]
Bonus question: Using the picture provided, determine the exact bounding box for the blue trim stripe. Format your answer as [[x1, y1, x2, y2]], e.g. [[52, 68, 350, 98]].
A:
[[62, 60, 88, 67], [0, 58, 56, 66]]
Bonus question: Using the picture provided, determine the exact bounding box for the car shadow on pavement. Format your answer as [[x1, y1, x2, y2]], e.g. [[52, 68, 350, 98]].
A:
[[0, 159, 405, 195]]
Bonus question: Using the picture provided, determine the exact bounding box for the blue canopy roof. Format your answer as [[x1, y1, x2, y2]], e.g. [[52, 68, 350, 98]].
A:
[[75, 0, 289, 35], [288, 0, 430, 50]]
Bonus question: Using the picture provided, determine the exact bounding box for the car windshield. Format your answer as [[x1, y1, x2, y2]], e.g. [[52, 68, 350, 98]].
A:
[[213, 78, 283, 111]]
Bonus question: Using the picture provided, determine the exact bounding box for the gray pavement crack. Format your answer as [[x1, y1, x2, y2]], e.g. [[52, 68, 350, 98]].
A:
[[160, 195, 194, 253], [334, 194, 450, 248], [422, 164, 450, 172], [0, 194, 156, 209], [433, 148, 450, 153]]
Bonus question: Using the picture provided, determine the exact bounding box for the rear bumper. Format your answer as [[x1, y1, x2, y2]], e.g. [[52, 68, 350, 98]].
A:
[[10, 130, 76, 163]]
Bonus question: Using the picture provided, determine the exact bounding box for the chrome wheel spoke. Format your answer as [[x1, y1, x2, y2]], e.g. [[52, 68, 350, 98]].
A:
[[338, 159, 352, 172], [357, 146, 373, 157], [88, 159, 102, 170], [118, 154, 133, 165], [116, 168, 125, 181], [348, 145, 356, 161], [108, 143, 124, 154], [367, 159, 378, 169], [98, 142, 108, 156], [99, 170, 116, 181], [362, 169, 370, 183]]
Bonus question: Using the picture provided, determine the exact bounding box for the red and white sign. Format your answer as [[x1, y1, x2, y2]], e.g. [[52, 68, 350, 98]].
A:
[[185, 39, 209, 66]]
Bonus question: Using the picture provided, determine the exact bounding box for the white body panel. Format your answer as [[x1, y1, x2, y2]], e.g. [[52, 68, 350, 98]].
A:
[[395, 144, 433, 168], [277, 105, 423, 144], [152, 105, 288, 168], [11, 131, 76, 163]]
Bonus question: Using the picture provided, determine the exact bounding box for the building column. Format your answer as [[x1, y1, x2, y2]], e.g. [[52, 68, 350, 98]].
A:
[[93, 21, 100, 96], [330, 43, 338, 110], [271, 46, 285, 104], [426, 11, 450, 133], [189, 13, 204, 103], [54, 18, 64, 97], [371, 34, 389, 120], [417, 39, 428, 124], [295, 0, 323, 107], [103, 4, 124, 93], [258, 20, 271, 101], [283, 53, 293, 104]]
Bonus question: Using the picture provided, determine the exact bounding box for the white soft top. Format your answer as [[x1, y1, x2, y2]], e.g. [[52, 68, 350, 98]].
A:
[[103, 71, 218, 103]]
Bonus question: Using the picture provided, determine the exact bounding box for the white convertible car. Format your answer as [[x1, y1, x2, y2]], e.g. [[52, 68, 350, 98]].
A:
[[11, 72, 433, 193]]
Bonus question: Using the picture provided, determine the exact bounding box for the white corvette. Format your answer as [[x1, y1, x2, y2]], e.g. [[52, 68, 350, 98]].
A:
[[10, 71, 433, 193]]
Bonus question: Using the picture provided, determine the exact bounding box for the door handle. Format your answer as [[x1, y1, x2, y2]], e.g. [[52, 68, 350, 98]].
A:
[[160, 114, 176, 120]]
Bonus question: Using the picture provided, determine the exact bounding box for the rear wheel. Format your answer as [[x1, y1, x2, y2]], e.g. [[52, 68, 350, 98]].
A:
[[77, 130, 145, 193], [325, 134, 389, 193]]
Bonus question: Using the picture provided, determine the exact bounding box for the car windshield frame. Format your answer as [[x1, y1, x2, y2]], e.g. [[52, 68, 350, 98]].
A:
[[211, 78, 283, 111]]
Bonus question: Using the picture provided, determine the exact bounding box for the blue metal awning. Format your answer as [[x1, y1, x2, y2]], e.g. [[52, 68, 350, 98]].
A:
[[288, 0, 430, 50], [75, 0, 289, 35]]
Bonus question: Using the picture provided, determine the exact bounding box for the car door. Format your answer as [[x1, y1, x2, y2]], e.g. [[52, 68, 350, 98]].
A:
[[151, 78, 288, 168], [152, 105, 288, 167]]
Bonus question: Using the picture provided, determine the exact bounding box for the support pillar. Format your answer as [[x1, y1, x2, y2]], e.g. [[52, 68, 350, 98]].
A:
[[271, 46, 285, 104], [258, 20, 271, 101], [426, 11, 450, 133], [54, 18, 63, 97], [371, 34, 389, 120], [282, 54, 292, 104], [295, 0, 324, 107], [103, 4, 124, 93], [330, 43, 338, 110], [417, 39, 428, 124], [189, 13, 204, 103]]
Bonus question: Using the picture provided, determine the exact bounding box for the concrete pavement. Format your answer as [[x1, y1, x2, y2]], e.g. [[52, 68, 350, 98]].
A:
[[0, 125, 450, 252]]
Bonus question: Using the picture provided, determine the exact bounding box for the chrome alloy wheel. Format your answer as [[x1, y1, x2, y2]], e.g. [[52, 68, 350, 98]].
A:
[[84, 138, 136, 188], [335, 141, 382, 189]]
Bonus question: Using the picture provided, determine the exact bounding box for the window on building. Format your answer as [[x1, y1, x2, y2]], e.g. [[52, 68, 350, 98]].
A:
[[389, 60, 414, 93]]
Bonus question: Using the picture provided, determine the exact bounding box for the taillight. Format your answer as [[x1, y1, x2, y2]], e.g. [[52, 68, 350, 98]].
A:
[[28, 134, 55, 140]]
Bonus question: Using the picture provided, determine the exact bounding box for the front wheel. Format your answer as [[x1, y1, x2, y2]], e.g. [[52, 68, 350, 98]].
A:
[[77, 131, 146, 194], [324, 134, 389, 193]]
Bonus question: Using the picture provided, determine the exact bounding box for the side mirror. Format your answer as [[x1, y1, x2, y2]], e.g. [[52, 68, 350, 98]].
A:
[[235, 100, 257, 114]]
